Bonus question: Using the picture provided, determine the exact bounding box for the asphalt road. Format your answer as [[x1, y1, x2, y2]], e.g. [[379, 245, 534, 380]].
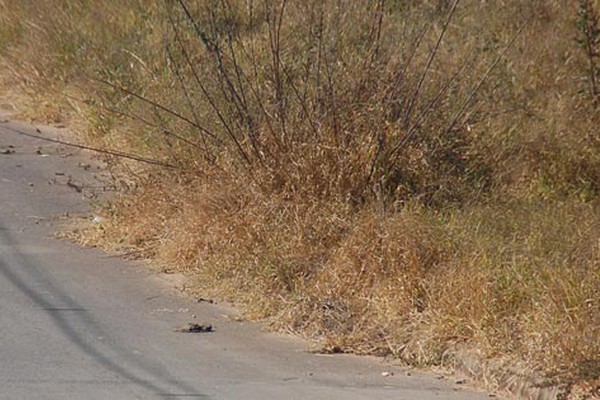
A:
[[0, 114, 493, 399]]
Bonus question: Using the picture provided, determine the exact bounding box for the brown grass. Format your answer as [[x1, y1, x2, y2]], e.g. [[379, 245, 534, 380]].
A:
[[2, 0, 600, 395]]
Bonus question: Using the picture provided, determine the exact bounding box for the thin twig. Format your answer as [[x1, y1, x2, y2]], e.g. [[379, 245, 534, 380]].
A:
[[404, 0, 461, 126], [1, 124, 179, 169], [388, 50, 476, 163], [168, 7, 253, 167], [165, 45, 216, 163], [441, 17, 530, 137], [91, 76, 220, 141]]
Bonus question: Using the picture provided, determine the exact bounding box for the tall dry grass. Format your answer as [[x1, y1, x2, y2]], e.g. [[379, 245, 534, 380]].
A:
[[2, 0, 600, 392]]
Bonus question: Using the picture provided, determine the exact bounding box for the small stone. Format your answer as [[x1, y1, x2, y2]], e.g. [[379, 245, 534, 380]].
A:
[[381, 371, 394, 377]]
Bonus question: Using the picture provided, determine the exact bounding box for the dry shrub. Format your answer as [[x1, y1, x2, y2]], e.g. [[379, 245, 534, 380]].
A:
[[87, 176, 600, 377], [3, 0, 600, 390]]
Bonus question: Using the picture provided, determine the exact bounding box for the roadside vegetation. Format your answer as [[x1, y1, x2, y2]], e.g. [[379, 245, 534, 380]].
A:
[[1, 0, 599, 395]]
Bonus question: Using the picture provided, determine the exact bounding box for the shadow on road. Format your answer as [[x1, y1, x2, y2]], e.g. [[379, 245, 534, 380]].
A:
[[0, 222, 208, 398]]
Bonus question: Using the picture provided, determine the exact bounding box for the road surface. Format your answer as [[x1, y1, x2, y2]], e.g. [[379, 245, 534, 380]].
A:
[[0, 114, 493, 399]]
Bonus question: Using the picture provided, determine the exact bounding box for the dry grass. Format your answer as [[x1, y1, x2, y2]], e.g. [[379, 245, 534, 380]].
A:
[[2, 0, 600, 394]]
